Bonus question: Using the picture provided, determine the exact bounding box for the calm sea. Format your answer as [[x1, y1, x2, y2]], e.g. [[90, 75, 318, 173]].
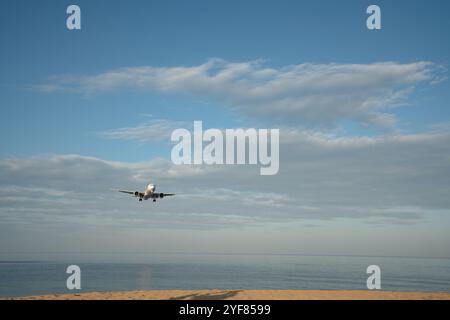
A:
[[1, 254, 449, 297]]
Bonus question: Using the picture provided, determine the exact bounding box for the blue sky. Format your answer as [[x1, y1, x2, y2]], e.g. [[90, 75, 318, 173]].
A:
[[1, 0, 449, 161], [1, 0, 450, 258]]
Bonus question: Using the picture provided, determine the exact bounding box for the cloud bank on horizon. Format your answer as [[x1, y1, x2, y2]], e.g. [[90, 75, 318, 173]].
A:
[[2, 130, 450, 226]]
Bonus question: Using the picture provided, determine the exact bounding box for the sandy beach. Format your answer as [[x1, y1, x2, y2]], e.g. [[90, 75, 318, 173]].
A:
[[6, 290, 450, 300]]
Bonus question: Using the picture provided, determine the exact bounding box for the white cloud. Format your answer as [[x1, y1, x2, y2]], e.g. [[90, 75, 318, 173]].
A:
[[99, 119, 191, 142], [35, 59, 442, 128], [3, 130, 450, 256], [1, 130, 450, 231]]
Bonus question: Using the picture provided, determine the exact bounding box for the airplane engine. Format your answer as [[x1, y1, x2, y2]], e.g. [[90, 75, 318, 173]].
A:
[[134, 191, 139, 197], [159, 193, 164, 199]]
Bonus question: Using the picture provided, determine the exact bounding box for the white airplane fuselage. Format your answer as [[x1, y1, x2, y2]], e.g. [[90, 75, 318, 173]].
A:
[[143, 183, 156, 200]]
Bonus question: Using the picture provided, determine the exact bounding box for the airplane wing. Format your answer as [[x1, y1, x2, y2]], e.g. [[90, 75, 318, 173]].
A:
[[119, 190, 145, 198], [119, 190, 175, 200], [119, 190, 134, 195], [148, 192, 176, 198]]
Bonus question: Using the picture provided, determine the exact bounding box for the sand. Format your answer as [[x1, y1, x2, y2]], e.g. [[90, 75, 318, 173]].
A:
[[6, 289, 450, 300]]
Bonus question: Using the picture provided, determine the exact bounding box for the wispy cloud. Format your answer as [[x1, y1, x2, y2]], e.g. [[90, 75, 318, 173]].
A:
[[99, 118, 190, 143], [34, 59, 443, 129]]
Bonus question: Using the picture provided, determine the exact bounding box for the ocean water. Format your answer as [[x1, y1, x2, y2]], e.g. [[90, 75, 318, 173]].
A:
[[0, 254, 449, 297]]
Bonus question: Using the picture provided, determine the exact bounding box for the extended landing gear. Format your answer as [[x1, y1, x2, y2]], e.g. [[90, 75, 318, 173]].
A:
[[153, 199, 156, 202], [139, 198, 142, 202]]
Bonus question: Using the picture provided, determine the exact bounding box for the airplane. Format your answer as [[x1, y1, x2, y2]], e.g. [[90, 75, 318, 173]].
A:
[[119, 183, 175, 202]]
